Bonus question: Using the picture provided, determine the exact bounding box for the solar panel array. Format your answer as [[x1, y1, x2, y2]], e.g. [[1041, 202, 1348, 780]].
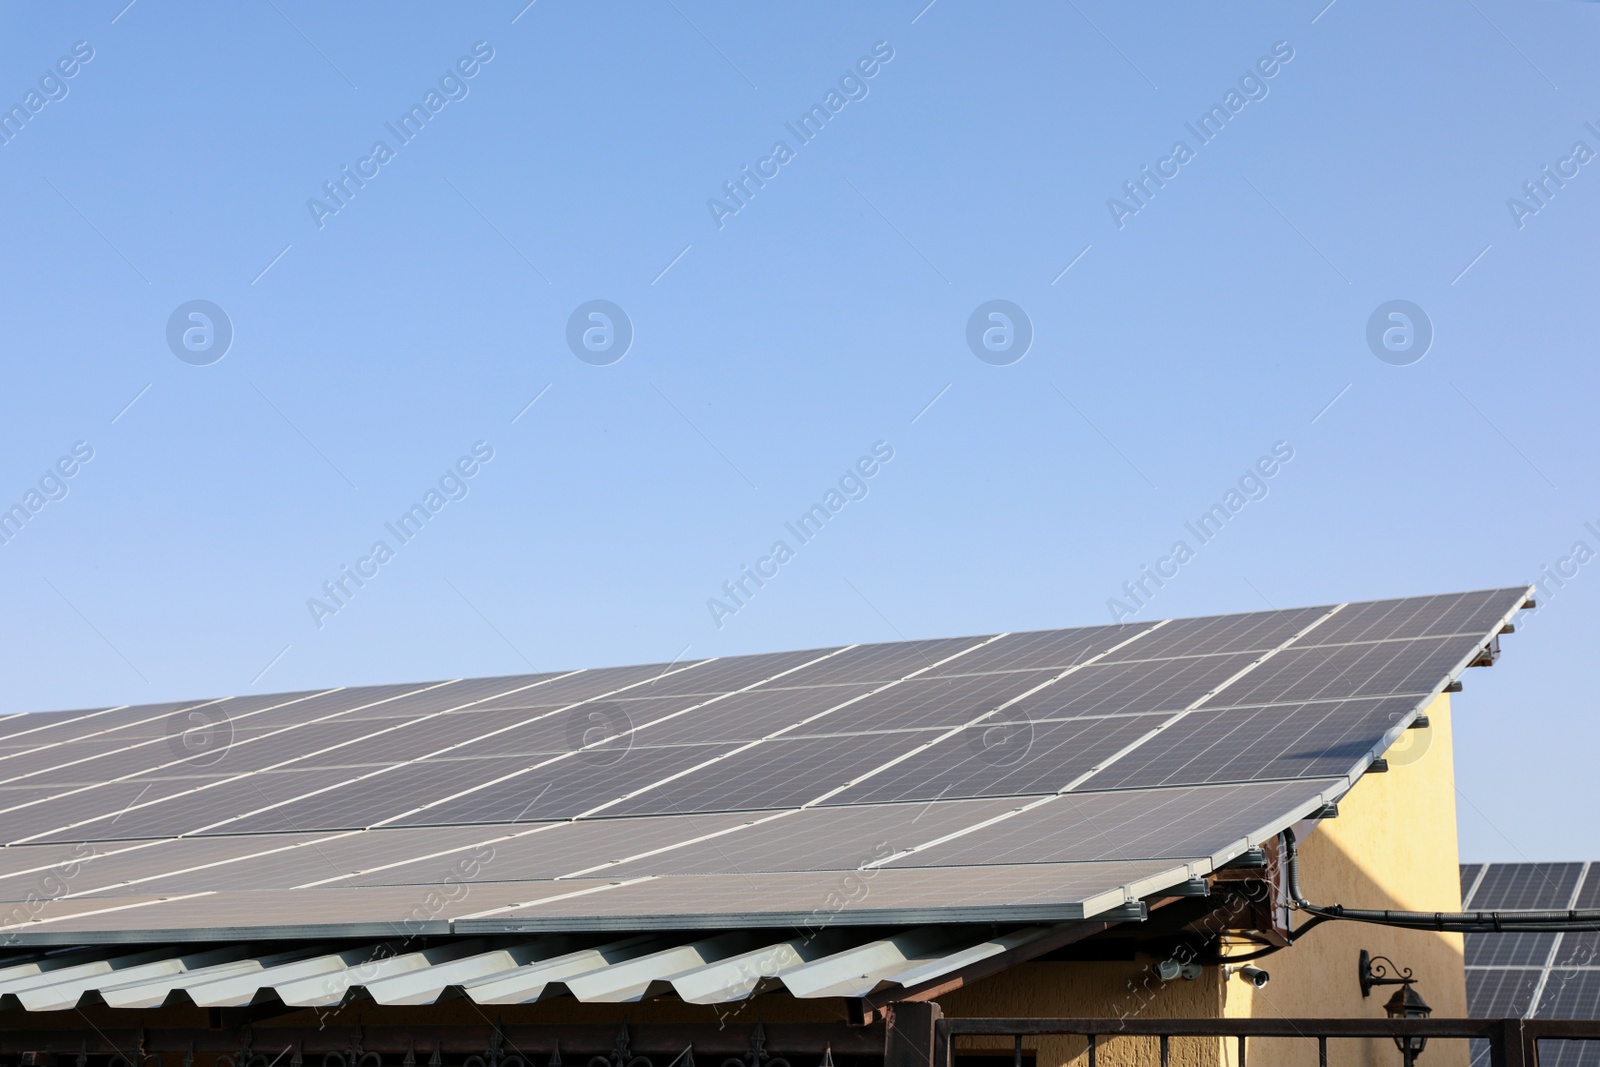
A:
[[1463, 862, 1600, 1067], [0, 587, 1526, 943]]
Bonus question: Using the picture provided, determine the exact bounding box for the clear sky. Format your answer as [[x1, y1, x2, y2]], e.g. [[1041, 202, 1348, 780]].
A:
[[1, 1, 1596, 862]]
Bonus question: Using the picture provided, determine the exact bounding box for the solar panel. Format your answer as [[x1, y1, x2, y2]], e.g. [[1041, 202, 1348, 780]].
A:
[[925, 625, 1146, 674], [819, 715, 1165, 806], [0, 586, 1531, 941], [602, 733, 948, 817], [1299, 590, 1520, 646], [1196, 638, 1467, 708], [1468, 863, 1585, 910], [1463, 861, 1600, 1040], [338, 811, 757, 887], [989, 653, 1260, 721], [464, 663, 711, 711], [598, 799, 1024, 878], [766, 638, 993, 687], [1097, 607, 1328, 661], [1553, 933, 1600, 968], [1085, 698, 1419, 789], [635, 685, 882, 745], [288, 709, 572, 767], [1465, 931, 1558, 967], [1466, 967, 1544, 1017], [1536, 970, 1600, 1019], [783, 671, 1063, 733], [1535, 1042, 1600, 1067], [611, 648, 845, 697], [0, 706, 130, 741], [389, 743, 743, 827], [39, 767, 362, 842], [196, 759, 539, 836], [884, 779, 1337, 867], [456, 860, 1177, 929]]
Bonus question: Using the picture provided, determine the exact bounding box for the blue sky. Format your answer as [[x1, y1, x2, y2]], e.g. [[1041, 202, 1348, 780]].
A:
[[1, 1, 1597, 861]]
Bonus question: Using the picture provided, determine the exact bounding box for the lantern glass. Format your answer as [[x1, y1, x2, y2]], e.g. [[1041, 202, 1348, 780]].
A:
[[1384, 986, 1433, 1063]]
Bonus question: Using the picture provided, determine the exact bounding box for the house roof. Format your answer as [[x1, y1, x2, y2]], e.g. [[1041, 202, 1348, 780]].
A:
[[0, 587, 1528, 1006]]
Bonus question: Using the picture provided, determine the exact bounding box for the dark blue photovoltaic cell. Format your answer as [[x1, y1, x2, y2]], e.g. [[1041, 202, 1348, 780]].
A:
[[19, 768, 350, 843], [885, 779, 1336, 867], [334, 675, 575, 720], [1466, 931, 1557, 967], [291, 709, 572, 767], [465, 663, 714, 710], [788, 671, 1061, 733], [1536, 1041, 1600, 1067], [600, 733, 945, 817], [1537, 970, 1600, 1019], [1553, 933, 1600, 968], [239, 683, 467, 727], [926, 625, 1143, 674], [1097, 608, 1329, 662], [1578, 871, 1600, 910], [991, 654, 1258, 722], [199, 757, 536, 834], [819, 715, 1165, 806], [1468, 863, 1585, 910], [0, 708, 120, 741], [408, 697, 702, 761], [1466, 967, 1544, 1017], [769, 638, 991, 687], [611, 648, 844, 697], [390, 743, 742, 826], [1199, 638, 1467, 707], [1083, 698, 1418, 789], [637, 685, 881, 745], [1302, 588, 1526, 647], [598, 799, 1023, 878]]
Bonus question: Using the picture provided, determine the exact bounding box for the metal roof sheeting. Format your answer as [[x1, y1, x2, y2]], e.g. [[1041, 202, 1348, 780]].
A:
[[0, 923, 1080, 1010]]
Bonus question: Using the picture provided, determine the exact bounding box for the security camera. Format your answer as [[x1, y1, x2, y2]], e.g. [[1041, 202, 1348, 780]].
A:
[[1237, 965, 1270, 988], [1157, 959, 1205, 981]]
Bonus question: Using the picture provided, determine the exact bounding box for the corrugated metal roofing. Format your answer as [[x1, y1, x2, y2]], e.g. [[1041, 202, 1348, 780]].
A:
[[0, 923, 1076, 1010]]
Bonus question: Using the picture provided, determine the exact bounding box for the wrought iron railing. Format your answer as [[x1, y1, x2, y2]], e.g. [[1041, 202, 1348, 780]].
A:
[[0, 1023, 870, 1067], [7, 1016, 1600, 1067], [940, 1016, 1600, 1067]]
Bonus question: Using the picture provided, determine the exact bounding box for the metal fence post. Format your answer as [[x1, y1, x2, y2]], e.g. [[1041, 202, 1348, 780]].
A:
[[885, 1002, 943, 1067], [1489, 1020, 1532, 1067]]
